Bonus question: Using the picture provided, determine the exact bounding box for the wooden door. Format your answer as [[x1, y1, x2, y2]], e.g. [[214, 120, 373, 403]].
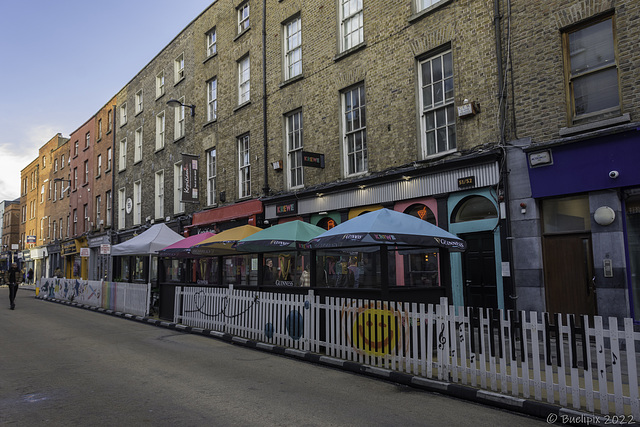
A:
[[462, 232, 497, 309], [543, 233, 596, 316]]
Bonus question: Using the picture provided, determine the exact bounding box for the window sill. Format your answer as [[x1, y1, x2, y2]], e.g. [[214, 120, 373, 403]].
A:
[[118, 168, 126, 173], [156, 93, 165, 102], [173, 135, 185, 144], [559, 113, 630, 137], [234, 27, 251, 42], [408, 0, 453, 23], [105, 168, 112, 174], [155, 147, 165, 154], [280, 74, 304, 89], [95, 174, 101, 180], [234, 101, 251, 113], [203, 118, 217, 128], [134, 160, 142, 166], [334, 43, 367, 62], [203, 52, 217, 64], [135, 110, 143, 117], [174, 76, 185, 87], [83, 146, 90, 152]]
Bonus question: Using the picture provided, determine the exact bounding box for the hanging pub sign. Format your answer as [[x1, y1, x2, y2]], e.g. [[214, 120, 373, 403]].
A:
[[301, 151, 325, 168], [275, 201, 298, 216], [181, 154, 199, 203]]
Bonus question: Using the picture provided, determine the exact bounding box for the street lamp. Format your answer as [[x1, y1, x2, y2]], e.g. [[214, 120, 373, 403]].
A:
[[53, 178, 72, 194], [167, 99, 195, 117]]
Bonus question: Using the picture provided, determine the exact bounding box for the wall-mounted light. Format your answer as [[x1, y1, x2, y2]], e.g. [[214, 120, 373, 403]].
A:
[[594, 206, 615, 226], [167, 99, 195, 117]]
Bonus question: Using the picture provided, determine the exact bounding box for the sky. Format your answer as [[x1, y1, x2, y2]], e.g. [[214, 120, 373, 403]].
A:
[[0, 0, 215, 202]]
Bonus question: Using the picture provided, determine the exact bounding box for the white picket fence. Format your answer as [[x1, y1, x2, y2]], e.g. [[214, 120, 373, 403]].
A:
[[37, 277, 150, 317], [175, 287, 640, 418]]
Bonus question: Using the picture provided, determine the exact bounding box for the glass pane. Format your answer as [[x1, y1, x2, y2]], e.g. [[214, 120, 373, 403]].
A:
[[444, 76, 454, 102], [421, 62, 431, 85], [569, 19, 614, 74], [542, 195, 591, 233], [422, 86, 432, 109], [425, 111, 435, 130], [625, 196, 640, 321], [436, 127, 447, 152], [433, 81, 443, 106], [573, 68, 619, 115], [448, 124, 456, 149], [432, 56, 442, 82], [426, 130, 435, 155], [453, 196, 498, 223], [443, 52, 453, 77]]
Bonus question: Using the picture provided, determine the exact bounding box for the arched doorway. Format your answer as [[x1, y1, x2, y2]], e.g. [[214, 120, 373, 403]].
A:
[[448, 191, 502, 309]]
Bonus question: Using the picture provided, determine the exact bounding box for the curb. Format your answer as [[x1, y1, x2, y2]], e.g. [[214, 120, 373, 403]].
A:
[[35, 295, 638, 427]]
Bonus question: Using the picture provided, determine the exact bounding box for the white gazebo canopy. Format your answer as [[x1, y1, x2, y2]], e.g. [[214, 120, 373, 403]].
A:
[[111, 224, 184, 256]]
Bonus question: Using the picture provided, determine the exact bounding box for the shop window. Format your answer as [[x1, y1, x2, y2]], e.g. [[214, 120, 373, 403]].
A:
[[451, 196, 497, 223], [542, 195, 591, 233], [317, 217, 337, 230]]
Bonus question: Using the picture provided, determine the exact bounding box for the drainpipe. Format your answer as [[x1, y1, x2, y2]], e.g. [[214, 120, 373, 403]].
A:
[[494, 0, 517, 311], [109, 104, 116, 281], [261, 0, 270, 196]]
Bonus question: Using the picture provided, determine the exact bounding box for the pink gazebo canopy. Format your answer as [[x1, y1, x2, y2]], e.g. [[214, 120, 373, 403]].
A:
[[158, 232, 215, 257]]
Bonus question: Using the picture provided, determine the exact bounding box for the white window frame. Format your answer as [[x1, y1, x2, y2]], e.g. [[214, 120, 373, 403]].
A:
[[108, 109, 113, 132], [135, 89, 143, 114], [418, 49, 456, 158], [174, 53, 185, 82], [85, 131, 90, 148], [134, 127, 143, 163], [133, 180, 142, 226], [238, 2, 250, 33], [207, 148, 217, 206], [84, 160, 89, 184], [156, 111, 165, 150], [120, 102, 127, 125], [174, 162, 185, 214], [156, 70, 165, 98], [97, 154, 102, 176], [119, 138, 127, 171], [174, 96, 186, 140], [340, 0, 364, 52], [238, 134, 251, 198], [416, 0, 445, 13], [73, 209, 78, 235], [155, 170, 165, 219], [98, 118, 102, 140], [206, 27, 217, 57], [286, 110, 303, 189], [238, 56, 250, 104], [207, 78, 217, 122], [284, 16, 302, 80], [106, 147, 112, 171], [106, 190, 112, 227], [342, 84, 368, 176], [118, 188, 126, 230], [95, 195, 102, 226]]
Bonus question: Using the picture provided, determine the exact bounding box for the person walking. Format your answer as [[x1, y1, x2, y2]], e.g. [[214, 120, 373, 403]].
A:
[[8, 263, 20, 310], [27, 268, 34, 284]]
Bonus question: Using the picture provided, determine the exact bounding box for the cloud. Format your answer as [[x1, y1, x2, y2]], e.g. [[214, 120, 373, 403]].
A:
[[0, 125, 62, 201]]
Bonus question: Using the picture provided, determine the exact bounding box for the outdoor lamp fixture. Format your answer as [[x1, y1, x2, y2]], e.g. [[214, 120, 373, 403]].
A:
[[53, 178, 72, 193], [167, 99, 195, 117]]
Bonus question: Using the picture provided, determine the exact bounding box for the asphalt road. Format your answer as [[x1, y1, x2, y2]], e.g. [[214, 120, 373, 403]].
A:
[[0, 286, 548, 426]]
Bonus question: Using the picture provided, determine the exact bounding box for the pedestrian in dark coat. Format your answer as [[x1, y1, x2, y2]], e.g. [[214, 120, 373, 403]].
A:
[[8, 263, 20, 310]]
